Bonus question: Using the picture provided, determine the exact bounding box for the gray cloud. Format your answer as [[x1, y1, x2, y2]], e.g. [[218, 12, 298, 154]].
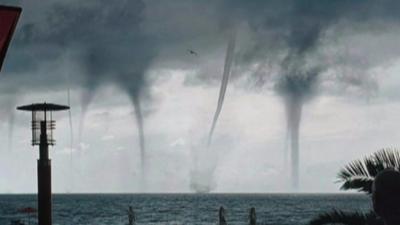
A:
[[2, 0, 400, 192]]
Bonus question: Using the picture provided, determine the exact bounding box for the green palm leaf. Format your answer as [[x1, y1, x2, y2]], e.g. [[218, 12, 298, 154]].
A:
[[337, 148, 400, 193], [309, 210, 382, 225]]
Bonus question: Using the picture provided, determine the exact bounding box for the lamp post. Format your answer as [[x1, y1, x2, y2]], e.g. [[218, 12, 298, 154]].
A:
[[17, 103, 69, 225]]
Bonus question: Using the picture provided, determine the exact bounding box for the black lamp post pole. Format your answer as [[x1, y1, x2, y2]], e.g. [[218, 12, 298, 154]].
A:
[[17, 103, 70, 225], [38, 120, 52, 225]]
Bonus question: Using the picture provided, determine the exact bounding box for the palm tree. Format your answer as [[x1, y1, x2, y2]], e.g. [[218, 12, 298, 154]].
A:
[[337, 148, 400, 194], [309, 148, 400, 225]]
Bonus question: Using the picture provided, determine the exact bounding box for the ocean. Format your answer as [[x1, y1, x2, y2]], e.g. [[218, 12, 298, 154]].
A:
[[0, 194, 370, 225]]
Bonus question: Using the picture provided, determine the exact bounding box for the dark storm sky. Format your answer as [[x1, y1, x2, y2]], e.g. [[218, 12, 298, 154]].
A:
[[1, 0, 400, 192]]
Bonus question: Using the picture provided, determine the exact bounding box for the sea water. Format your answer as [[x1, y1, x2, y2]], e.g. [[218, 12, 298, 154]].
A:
[[0, 194, 370, 225]]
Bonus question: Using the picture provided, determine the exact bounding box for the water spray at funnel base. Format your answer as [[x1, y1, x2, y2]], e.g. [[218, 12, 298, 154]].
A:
[[190, 145, 217, 193]]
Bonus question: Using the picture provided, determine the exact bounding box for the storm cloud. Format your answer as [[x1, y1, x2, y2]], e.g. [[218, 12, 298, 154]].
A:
[[2, 0, 400, 192]]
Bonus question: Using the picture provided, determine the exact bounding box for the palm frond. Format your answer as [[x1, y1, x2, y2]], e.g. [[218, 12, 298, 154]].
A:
[[309, 210, 382, 225], [337, 148, 400, 193], [339, 177, 374, 193]]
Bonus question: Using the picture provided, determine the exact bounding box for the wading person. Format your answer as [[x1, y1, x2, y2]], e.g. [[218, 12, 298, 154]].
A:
[[219, 206, 227, 225], [127, 206, 136, 225], [249, 207, 256, 225], [372, 169, 400, 225]]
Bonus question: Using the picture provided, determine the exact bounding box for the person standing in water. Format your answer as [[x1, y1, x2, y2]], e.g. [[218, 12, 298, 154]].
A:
[[249, 207, 256, 225], [219, 206, 227, 225], [127, 206, 136, 225]]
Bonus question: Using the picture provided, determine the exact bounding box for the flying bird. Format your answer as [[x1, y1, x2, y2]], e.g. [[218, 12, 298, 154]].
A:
[[187, 49, 198, 56]]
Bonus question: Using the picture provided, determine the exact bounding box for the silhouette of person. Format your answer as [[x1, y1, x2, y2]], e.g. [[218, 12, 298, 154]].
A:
[[219, 206, 227, 225], [127, 206, 136, 225], [372, 169, 400, 225], [249, 207, 256, 225]]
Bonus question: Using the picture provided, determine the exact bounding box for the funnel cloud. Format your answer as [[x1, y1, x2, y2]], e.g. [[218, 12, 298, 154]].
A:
[[189, 30, 236, 193], [208, 30, 236, 146]]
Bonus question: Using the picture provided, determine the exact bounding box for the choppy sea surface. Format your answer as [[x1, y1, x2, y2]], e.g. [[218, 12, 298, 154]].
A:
[[0, 194, 370, 225]]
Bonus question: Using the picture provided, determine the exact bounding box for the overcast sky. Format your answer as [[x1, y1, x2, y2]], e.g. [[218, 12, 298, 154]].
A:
[[1, 0, 400, 193]]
